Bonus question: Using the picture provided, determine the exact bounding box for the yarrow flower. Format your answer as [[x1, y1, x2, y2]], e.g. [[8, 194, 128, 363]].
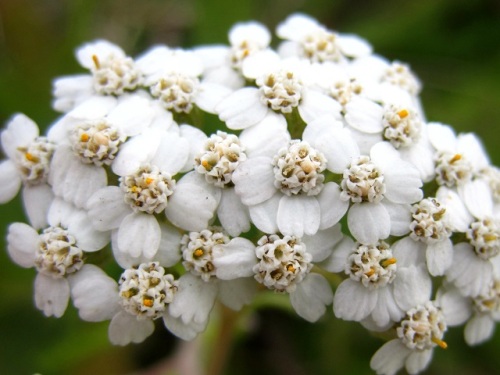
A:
[[1, 11, 500, 375]]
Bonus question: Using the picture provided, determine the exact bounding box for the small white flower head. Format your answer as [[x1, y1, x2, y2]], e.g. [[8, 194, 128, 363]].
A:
[[381, 61, 422, 96], [410, 198, 452, 244], [345, 241, 397, 290], [14, 137, 55, 185], [120, 164, 175, 214], [253, 234, 313, 293], [382, 106, 422, 149], [89, 52, 142, 96], [149, 73, 200, 113], [35, 226, 84, 278], [301, 28, 342, 63], [119, 262, 178, 320], [256, 70, 303, 113], [329, 78, 363, 106], [397, 302, 448, 351], [181, 227, 230, 282], [472, 279, 500, 314], [340, 155, 386, 203], [228, 22, 271, 69], [435, 151, 473, 187], [466, 218, 500, 260], [195, 131, 247, 188], [70, 119, 126, 166], [272, 140, 327, 196]]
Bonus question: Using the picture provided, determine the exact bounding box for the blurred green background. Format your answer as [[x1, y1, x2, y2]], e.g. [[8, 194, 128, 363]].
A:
[[0, 0, 499, 374]]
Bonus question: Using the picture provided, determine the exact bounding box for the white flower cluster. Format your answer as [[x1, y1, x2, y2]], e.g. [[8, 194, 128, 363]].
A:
[[1, 13, 499, 374]]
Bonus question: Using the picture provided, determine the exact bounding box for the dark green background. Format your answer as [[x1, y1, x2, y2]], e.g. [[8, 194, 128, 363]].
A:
[[0, 0, 499, 374]]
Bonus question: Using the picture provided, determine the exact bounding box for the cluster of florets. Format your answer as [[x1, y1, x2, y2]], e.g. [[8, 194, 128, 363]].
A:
[[2, 13, 499, 375]]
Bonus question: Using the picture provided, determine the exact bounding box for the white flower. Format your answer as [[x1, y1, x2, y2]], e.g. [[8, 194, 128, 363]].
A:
[[53, 40, 143, 112], [340, 142, 423, 244], [168, 228, 257, 330], [70, 262, 204, 343], [370, 301, 448, 375], [193, 130, 251, 236], [6, 198, 109, 317], [194, 21, 271, 90], [216, 50, 342, 130], [404, 197, 454, 276], [252, 229, 339, 322], [276, 13, 372, 63], [332, 238, 432, 328], [0, 114, 56, 229], [232, 113, 353, 237], [47, 93, 158, 208], [427, 122, 490, 189], [437, 183, 499, 297]]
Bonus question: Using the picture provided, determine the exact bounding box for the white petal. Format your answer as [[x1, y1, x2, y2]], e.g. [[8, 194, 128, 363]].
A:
[[458, 179, 493, 219], [179, 124, 208, 173], [436, 287, 471, 326], [50, 147, 107, 208], [218, 188, 250, 237], [446, 243, 492, 297], [277, 195, 320, 237], [34, 273, 69, 318], [298, 89, 342, 124], [150, 133, 189, 175], [248, 193, 280, 234], [317, 182, 349, 230], [383, 201, 411, 236], [117, 212, 161, 258], [111, 128, 162, 176], [464, 314, 495, 346], [0, 160, 21, 203], [302, 224, 343, 262], [337, 34, 372, 57], [168, 273, 217, 324], [109, 311, 154, 345], [67, 208, 110, 252], [427, 122, 457, 152], [232, 157, 276, 206], [241, 49, 280, 79], [156, 224, 182, 267], [459, 133, 490, 170], [163, 312, 206, 341], [371, 285, 404, 327], [69, 264, 120, 322], [290, 273, 333, 322], [107, 95, 155, 136], [392, 237, 426, 268], [345, 97, 384, 134], [22, 184, 53, 230], [333, 279, 377, 321], [436, 186, 473, 232], [86, 186, 130, 231], [348, 203, 390, 245], [426, 239, 453, 276], [383, 161, 423, 204], [405, 349, 433, 375], [217, 278, 256, 310], [320, 236, 355, 273], [165, 181, 218, 231], [370, 339, 410, 375], [216, 87, 268, 130], [304, 119, 359, 173], [195, 82, 233, 113], [6, 222, 38, 268], [1, 113, 39, 158], [239, 112, 289, 159], [213, 237, 256, 279], [393, 265, 432, 311]]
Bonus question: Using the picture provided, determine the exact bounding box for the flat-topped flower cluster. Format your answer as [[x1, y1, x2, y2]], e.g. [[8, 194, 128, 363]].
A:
[[2, 13, 499, 375]]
